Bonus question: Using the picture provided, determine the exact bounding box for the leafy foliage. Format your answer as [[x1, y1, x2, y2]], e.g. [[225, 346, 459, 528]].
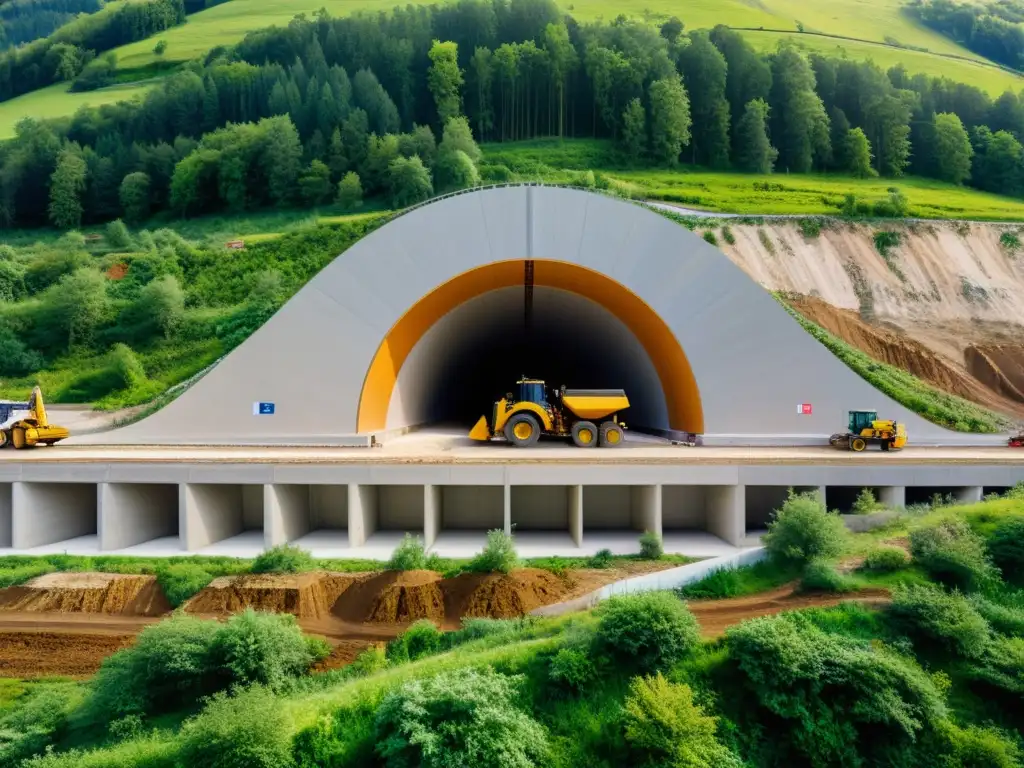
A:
[[888, 584, 992, 659], [386, 620, 443, 663], [862, 546, 911, 573], [373, 667, 549, 768], [638, 531, 663, 560], [250, 545, 315, 574], [155, 562, 214, 607], [909, 519, 999, 591], [387, 534, 430, 571], [799, 559, 853, 593], [987, 518, 1024, 584], [468, 529, 518, 574], [179, 686, 296, 768], [211, 609, 330, 689], [762, 490, 847, 566], [595, 592, 699, 673]]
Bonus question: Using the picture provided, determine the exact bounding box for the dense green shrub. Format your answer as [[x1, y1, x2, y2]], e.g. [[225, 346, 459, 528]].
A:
[[888, 584, 991, 659], [386, 620, 443, 663], [155, 563, 213, 607], [677, 567, 744, 599], [179, 686, 295, 768], [909, 519, 999, 591], [0, 562, 53, 588], [938, 722, 1023, 768], [969, 595, 1024, 637], [468, 529, 518, 574], [702, 230, 718, 246], [622, 673, 740, 768], [965, 635, 1024, 699], [373, 667, 548, 768], [726, 612, 948, 766], [852, 488, 883, 514], [105, 220, 134, 250], [587, 548, 614, 569], [250, 545, 315, 574], [988, 518, 1024, 584], [548, 647, 597, 693], [863, 546, 911, 573], [595, 592, 699, 673], [211, 609, 329, 690], [762, 491, 847, 565], [638, 531, 663, 560], [720, 225, 736, 245], [442, 618, 526, 649], [0, 683, 85, 765], [800, 559, 853, 593], [0, 324, 43, 377], [387, 534, 428, 571]]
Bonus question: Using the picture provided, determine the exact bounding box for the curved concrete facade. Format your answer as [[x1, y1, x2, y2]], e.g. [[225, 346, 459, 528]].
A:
[[78, 185, 969, 446]]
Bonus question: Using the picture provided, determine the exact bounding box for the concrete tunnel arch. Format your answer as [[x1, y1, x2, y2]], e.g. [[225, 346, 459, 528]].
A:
[[73, 184, 971, 446], [356, 259, 705, 435]]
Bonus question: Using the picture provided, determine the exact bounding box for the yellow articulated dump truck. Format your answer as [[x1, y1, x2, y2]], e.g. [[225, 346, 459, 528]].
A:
[[0, 386, 70, 449], [470, 377, 629, 448]]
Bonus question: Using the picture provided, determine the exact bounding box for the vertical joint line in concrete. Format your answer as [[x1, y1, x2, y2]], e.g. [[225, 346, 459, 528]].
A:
[[524, 259, 534, 343]]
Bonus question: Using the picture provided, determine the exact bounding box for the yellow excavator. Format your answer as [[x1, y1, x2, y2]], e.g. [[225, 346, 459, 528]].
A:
[[829, 410, 907, 452], [0, 386, 69, 449], [470, 377, 629, 448]]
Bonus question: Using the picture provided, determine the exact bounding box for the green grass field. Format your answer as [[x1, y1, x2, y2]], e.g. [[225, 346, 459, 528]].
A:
[[0, 81, 155, 139]]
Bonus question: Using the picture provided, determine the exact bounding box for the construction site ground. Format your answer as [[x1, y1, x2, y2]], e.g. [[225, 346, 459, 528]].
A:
[[3, 428, 1021, 464], [0, 570, 892, 679]]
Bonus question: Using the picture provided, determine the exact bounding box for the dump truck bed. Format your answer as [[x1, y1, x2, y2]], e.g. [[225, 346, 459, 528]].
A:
[[561, 389, 629, 420]]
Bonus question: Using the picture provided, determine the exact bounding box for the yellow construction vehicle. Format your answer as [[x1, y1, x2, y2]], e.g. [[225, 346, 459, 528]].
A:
[[0, 386, 70, 449], [829, 410, 907, 452], [470, 378, 629, 448]]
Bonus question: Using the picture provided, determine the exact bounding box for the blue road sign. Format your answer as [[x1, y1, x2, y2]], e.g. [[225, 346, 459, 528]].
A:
[[253, 402, 275, 415]]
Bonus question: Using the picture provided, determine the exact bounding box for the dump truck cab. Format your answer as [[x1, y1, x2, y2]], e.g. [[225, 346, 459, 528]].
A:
[[470, 377, 629, 448]]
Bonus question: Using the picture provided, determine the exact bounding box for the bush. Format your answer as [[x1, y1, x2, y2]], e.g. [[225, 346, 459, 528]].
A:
[[548, 647, 597, 693], [762, 490, 847, 566], [596, 592, 699, 673], [211, 609, 329, 690], [468, 529, 518, 574], [336, 171, 363, 209], [105, 219, 134, 249], [587, 548, 614, 569], [156, 563, 213, 608], [179, 686, 295, 768], [939, 722, 1022, 768], [799, 218, 822, 238], [638, 531, 663, 560], [888, 584, 991, 659], [862, 546, 910, 573], [0, 683, 85, 764], [969, 594, 1024, 637], [622, 673, 740, 768], [966, 635, 1024, 697], [386, 619, 442, 663], [799, 559, 853, 593], [702, 230, 718, 246], [988, 518, 1024, 584], [909, 519, 998, 591], [373, 667, 548, 768], [726, 612, 947, 766], [387, 534, 428, 571], [721, 225, 736, 244], [852, 487, 882, 514], [250, 545, 315, 574]]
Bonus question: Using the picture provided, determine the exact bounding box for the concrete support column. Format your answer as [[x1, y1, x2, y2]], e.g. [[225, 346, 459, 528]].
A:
[[955, 486, 984, 504], [348, 484, 378, 547], [264, 485, 311, 548], [878, 486, 906, 509], [180, 484, 243, 552], [630, 485, 662, 537], [706, 485, 745, 547], [569, 485, 583, 547], [503, 484, 511, 535], [98, 483, 177, 551], [12, 482, 97, 549], [0, 483, 11, 548], [424, 485, 441, 549]]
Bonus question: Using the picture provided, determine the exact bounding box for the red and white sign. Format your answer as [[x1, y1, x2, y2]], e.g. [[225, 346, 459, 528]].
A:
[[797, 403, 813, 415]]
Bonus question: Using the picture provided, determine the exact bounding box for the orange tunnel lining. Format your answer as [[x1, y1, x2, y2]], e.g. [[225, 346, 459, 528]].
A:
[[356, 259, 704, 434]]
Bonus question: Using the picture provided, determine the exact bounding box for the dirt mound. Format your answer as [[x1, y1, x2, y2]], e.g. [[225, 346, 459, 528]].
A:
[[0, 631, 136, 679], [0, 573, 170, 616], [333, 571, 445, 624], [445, 568, 571, 619], [788, 295, 1024, 419], [965, 344, 1024, 405], [185, 572, 363, 620]]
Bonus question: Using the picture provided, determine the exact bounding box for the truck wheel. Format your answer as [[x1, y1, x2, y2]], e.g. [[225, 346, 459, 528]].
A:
[[572, 421, 598, 447], [0, 430, 8, 448], [504, 413, 540, 447], [851, 437, 867, 452], [600, 422, 624, 447]]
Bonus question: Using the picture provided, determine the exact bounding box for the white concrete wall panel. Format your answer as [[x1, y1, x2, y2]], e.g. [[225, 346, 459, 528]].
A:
[[264, 485, 311, 547], [583, 485, 633, 529], [73, 186, 969, 446], [12, 482, 97, 549], [181, 484, 243, 551], [378, 485, 424, 531], [310, 485, 348, 529], [512, 485, 569, 530], [707, 486, 745, 546], [98, 483, 177, 550], [663, 486, 709, 530], [631, 485, 661, 534], [441, 486, 504, 530], [348, 485, 377, 546]]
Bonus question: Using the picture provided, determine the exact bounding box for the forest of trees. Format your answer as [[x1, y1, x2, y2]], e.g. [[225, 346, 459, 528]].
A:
[[0, 0, 102, 51], [908, 0, 1024, 71], [8, 0, 1024, 229]]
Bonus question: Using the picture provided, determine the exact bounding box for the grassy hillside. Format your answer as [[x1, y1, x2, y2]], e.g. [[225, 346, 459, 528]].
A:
[[1, 490, 1021, 767], [0, 81, 155, 140]]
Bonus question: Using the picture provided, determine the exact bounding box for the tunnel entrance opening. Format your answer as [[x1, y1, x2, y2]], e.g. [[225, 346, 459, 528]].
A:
[[385, 286, 671, 433]]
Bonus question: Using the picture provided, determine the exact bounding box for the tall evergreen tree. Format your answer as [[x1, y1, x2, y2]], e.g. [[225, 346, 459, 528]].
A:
[[678, 31, 730, 168], [48, 144, 87, 229], [648, 76, 690, 166], [734, 99, 777, 174], [768, 45, 830, 173], [933, 112, 973, 185]]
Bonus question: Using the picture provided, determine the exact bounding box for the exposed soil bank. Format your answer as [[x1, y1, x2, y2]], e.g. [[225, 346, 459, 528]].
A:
[[0, 573, 170, 616], [0, 631, 136, 679], [185, 572, 363, 619]]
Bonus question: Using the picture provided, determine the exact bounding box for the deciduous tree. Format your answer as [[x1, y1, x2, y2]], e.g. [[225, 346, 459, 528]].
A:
[[648, 76, 691, 166]]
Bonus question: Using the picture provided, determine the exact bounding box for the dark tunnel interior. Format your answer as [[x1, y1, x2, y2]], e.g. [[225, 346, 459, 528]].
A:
[[386, 287, 672, 432]]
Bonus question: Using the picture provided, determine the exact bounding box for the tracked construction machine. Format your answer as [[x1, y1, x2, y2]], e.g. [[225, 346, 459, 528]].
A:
[[0, 386, 69, 448], [470, 378, 629, 448], [829, 410, 907, 452]]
